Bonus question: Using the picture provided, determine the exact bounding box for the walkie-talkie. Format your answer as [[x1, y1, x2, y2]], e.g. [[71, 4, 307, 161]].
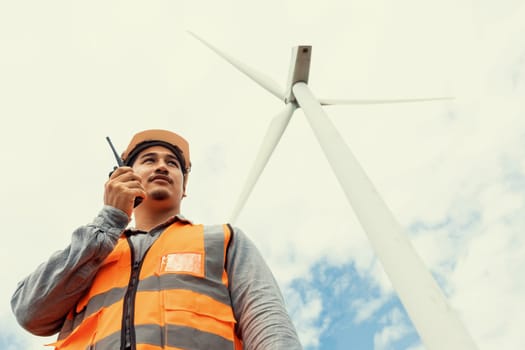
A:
[[106, 136, 143, 208]]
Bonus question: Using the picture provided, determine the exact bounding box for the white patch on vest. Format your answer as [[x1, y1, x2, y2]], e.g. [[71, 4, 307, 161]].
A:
[[161, 253, 203, 274]]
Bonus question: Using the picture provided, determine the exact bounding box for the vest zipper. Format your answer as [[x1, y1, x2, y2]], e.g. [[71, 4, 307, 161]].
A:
[[121, 238, 144, 350], [122, 236, 157, 350]]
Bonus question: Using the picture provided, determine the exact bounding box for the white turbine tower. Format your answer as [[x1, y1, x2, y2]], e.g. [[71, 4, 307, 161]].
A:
[[190, 32, 478, 350]]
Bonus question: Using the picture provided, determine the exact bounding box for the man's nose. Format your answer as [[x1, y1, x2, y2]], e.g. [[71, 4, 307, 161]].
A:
[[154, 162, 169, 174]]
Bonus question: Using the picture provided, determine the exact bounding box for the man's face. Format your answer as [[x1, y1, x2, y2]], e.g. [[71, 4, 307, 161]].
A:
[[131, 145, 185, 206]]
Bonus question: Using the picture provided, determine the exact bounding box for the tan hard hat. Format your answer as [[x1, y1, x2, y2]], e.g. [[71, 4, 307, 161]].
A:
[[121, 129, 191, 174]]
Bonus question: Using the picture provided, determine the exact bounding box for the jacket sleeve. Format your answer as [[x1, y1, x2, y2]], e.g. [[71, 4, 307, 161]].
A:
[[227, 226, 303, 350], [10, 205, 130, 336]]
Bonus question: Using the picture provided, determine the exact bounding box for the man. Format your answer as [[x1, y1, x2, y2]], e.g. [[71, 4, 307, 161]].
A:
[[11, 129, 302, 350]]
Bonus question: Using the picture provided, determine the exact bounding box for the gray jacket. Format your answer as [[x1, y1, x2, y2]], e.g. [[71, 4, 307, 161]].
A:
[[11, 205, 302, 349]]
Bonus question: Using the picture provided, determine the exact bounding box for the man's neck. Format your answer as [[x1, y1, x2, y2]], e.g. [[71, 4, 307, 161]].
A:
[[133, 206, 179, 232]]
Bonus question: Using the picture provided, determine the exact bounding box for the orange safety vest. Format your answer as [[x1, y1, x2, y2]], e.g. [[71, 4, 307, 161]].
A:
[[50, 221, 243, 350]]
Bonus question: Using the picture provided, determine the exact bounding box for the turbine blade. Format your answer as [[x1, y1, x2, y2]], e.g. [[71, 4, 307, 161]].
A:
[[319, 96, 454, 105], [230, 104, 296, 223], [188, 31, 285, 101], [292, 82, 478, 350]]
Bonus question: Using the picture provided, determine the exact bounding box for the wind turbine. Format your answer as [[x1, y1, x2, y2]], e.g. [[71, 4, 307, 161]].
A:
[[190, 32, 478, 350]]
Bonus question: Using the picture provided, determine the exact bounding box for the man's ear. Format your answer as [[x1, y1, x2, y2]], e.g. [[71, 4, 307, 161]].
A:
[[182, 178, 188, 198]]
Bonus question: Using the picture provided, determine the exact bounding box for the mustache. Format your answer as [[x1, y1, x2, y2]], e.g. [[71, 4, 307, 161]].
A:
[[148, 174, 173, 184]]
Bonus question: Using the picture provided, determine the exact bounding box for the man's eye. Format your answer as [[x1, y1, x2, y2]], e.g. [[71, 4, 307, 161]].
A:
[[143, 158, 154, 163], [168, 160, 179, 167]]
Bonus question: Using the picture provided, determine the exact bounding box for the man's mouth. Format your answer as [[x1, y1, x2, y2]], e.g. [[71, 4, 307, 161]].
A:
[[149, 175, 172, 184]]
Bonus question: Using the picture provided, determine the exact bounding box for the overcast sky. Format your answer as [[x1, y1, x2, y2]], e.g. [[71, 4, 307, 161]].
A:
[[1, 1, 524, 349]]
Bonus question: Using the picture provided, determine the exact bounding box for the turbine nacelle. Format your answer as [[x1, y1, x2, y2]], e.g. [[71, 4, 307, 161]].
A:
[[285, 45, 311, 104]]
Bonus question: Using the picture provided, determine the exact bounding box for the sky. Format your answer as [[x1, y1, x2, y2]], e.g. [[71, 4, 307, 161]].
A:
[[1, 0, 524, 349]]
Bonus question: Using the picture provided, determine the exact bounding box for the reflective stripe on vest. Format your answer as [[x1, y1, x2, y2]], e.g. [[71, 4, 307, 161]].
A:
[[50, 222, 242, 350]]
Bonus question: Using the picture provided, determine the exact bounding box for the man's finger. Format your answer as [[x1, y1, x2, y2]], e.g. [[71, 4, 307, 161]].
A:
[[108, 166, 134, 179]]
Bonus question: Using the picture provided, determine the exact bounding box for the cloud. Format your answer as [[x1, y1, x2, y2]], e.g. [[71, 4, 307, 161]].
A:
[[285, 287, 328, 349], [449, 181, 525, 349], [352, 295, 390, 325], [373, 308, 412, 350]]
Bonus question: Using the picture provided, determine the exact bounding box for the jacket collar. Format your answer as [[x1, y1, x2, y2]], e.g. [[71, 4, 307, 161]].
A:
[[125, 214, 193, 236]]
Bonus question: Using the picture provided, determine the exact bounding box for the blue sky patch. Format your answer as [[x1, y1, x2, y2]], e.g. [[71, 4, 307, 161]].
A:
[[290, 261, 422, 349]]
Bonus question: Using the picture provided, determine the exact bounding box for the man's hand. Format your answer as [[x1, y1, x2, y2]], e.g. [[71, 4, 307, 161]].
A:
[[104, 167, 146, 217]]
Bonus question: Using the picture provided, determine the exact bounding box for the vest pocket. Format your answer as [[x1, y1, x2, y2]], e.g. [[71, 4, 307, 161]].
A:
[[163, 290, 236, 343], [50, 309, 102, 349]]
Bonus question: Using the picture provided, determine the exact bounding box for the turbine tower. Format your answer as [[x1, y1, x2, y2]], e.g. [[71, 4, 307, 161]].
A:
[[190, 32, 478, 350]]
